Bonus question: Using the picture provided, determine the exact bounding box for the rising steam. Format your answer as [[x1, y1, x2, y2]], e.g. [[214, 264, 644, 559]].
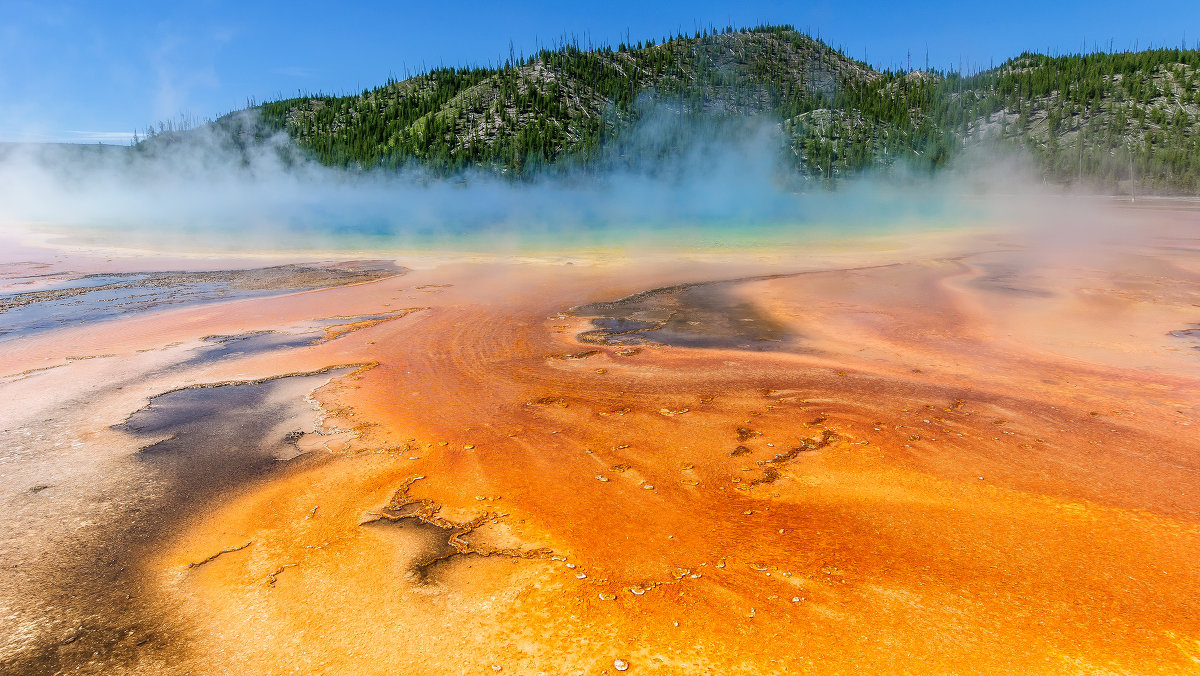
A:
[[0, 104, 1113, 255]]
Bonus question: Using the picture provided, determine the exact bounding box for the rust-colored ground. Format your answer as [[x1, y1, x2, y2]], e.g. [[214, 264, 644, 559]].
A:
[[2, 215, 1199, 674]]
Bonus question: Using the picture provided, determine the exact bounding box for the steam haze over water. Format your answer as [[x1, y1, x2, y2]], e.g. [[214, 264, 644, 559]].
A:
[[0, 111, 1060, 255]]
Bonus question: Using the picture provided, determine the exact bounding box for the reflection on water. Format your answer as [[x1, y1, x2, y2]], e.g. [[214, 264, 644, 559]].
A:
[[0, 261, 402, 339]]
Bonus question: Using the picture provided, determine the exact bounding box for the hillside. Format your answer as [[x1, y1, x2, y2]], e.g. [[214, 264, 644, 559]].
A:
[[222, 25, 1200, 192], [958, 50, 1200, 191]]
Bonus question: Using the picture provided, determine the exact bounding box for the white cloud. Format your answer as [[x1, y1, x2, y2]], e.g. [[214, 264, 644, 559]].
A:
[[148, 30, 222, 125], [64, 130, 136, 144], [273, 66, 320, 79]]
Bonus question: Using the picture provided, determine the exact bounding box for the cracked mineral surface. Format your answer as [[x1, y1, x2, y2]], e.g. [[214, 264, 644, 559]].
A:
[[2, 211, 1200, 674]]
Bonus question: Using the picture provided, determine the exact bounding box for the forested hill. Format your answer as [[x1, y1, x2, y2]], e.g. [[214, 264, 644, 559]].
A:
[[206, 24, 1200, 192]]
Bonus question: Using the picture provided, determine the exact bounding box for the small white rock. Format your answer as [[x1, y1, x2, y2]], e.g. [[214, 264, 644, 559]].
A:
[[613, 658, 629, 671]]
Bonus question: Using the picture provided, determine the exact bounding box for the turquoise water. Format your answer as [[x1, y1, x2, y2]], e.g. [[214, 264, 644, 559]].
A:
[[1, 117, 1028, 255], [35, 177, 985, 254]]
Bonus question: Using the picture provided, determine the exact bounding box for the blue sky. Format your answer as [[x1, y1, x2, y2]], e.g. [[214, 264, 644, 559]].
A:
[[3, 0, 1198, 143]]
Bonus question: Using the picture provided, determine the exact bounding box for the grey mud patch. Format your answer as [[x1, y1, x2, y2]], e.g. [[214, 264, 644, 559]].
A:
[[117, 367, 358, 484], [0, 260, 404, 340], [0, 367, 356, 675], [178, 310, 415, 369], [572, 274, 798, 351], [361, 476, 554, 588], [179, 331, 321, 368], [1169, 324, 1200, 350], [968, 262, 1054, 298]]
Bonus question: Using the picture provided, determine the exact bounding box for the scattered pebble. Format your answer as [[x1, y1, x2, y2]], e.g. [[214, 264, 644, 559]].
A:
[[598, 592, 616, 601], [614, 658, 629, 671]]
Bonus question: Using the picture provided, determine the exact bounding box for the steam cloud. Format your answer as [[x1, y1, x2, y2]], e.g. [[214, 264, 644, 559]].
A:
[[0, 104, 1122, 255]]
